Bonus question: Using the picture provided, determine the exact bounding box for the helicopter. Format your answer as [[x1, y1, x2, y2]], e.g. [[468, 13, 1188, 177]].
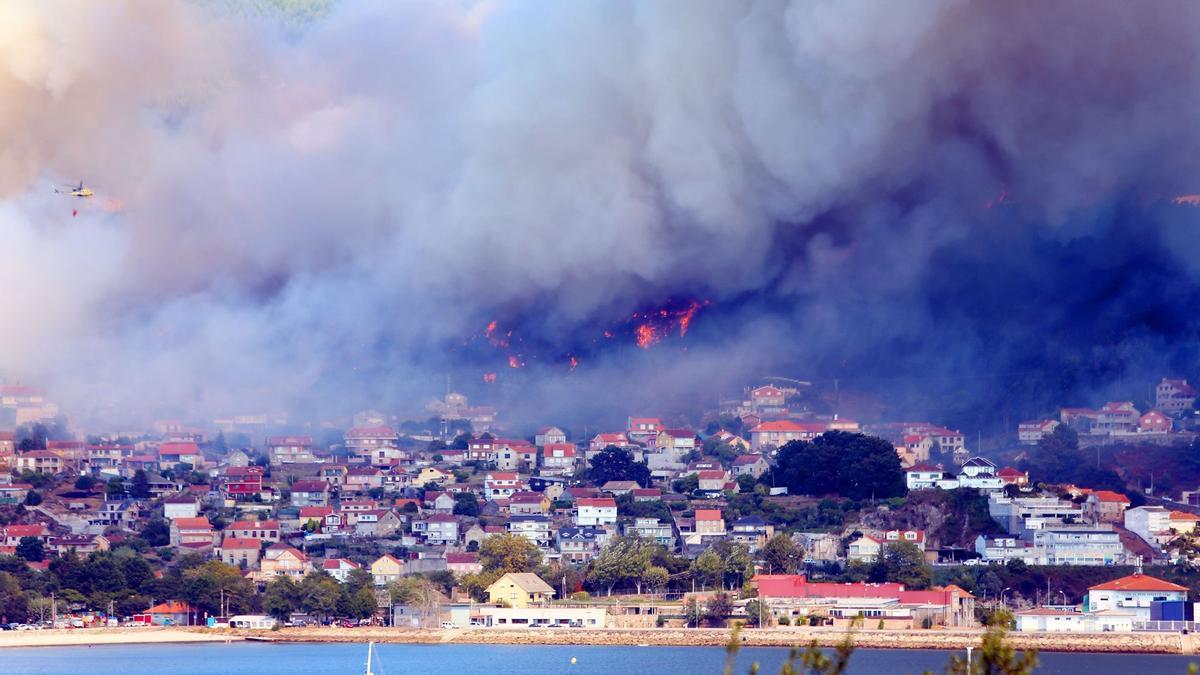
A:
[[54, 181, 94, 198]]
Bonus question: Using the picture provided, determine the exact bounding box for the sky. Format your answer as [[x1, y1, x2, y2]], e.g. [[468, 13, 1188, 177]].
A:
[[2, 0, 1200, 433]]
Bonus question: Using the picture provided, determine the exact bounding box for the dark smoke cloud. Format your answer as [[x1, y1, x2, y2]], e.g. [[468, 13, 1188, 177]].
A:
[[3, 0, 1200, 432]]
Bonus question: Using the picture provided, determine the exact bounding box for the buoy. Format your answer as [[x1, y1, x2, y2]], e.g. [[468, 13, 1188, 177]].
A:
[[570, 657, 577, 665]]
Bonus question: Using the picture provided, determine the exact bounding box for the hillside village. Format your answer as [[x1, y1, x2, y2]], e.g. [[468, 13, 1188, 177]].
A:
[[1, 378, 1200, 633]]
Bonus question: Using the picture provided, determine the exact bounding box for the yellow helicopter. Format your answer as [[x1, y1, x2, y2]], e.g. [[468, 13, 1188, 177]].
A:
[[54, 181, 94, 198]]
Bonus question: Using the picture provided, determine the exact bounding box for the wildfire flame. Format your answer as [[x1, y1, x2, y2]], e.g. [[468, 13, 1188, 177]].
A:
[[568, 355, 579, 371], [482, 372, 497, 383], [508, 355, 524, 369], [631, 300, 707, 349], [1174, 195, 1200, 206], [635, 324, 658, 349]]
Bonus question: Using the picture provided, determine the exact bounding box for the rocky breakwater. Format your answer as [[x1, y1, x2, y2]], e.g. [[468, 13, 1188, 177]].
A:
[[451, 627, 1188, 654], [213, 626, 1191, 655]]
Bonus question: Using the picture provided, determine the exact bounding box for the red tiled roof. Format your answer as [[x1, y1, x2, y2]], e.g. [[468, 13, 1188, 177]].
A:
[[1090, 490, 1130, 504], [907, 463, 940, 472], [997, 467, 1026, 477], [229, 519, 278, 530], [446, 552, 478, 564], [159, 441, 198, 455], [695, 509, 723, 521], [732, 455, 763, 466], [146, 601, 193, 614], [1089, 573, 1187, 592], [299, 506, 333, 518], [172, 517, 211, 530], [220, 538, 261, 550], [698, 470, 727, 480], [3, 524, 48, 538], [577, 498, 617, 508]]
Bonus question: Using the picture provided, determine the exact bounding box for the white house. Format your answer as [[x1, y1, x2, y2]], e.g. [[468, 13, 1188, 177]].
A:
[[575, 498, 617, 527], [1085, 573, 1188, 620], [1124, 506, 1172, 549], [905, 464, 943, 490], [1015, 607, 1134, 633]]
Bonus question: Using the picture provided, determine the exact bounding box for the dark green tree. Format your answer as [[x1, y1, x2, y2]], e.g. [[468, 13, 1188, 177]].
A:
[[761, 533, 802, 574], [872, 541, 932, 589], [775, 431, 904, 499], [131, 470, 151, 499], [141, 518, 171, 547], [452, 492, 480, 517], [588, 446, 651, 487], [15, 537, 44, 562]]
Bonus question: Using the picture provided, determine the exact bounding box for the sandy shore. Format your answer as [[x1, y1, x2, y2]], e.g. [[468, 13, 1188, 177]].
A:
[[0, 627, 243, 649], [1, 625, 1191, 655], [219, 626, 1197, 655]]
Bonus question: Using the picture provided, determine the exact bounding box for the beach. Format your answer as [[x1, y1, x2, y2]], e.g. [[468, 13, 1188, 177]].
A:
[[0, 625, 1192, 655], [0, 627, 242, 649]]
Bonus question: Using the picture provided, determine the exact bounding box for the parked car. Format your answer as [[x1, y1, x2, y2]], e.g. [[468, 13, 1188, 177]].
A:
[[440, 621, 455, 629]]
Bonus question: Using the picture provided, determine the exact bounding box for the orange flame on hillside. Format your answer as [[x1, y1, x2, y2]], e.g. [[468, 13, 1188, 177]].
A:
[[508, 355, 524, 369], [482, 372, 497, 383], [1174, 195, 1200, 206], [568, 355, 579, 371], [635, 324, 658, 349]]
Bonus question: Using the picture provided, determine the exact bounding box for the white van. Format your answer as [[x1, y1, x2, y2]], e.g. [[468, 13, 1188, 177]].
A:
[[228, 615, 278, 629]]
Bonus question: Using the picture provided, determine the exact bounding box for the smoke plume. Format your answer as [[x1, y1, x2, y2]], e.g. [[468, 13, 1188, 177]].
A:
[[3, 0, 1200, 432]]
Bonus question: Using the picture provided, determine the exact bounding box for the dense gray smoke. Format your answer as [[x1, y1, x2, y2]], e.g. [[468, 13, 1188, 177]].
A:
[[3, 0, 1200, 432]]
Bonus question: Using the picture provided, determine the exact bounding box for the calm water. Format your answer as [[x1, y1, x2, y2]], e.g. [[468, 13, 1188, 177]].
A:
[[0, 642, 1195, 675]]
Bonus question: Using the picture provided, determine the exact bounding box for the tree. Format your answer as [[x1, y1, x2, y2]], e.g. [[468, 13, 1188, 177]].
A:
[[389, 576, 441, 625], [774, 431, 904, 500], [761, 534, 802, 575], [643, 566, 669, 595], [588, 446, 651, 487], [74, 475, 96, 491], [690, 548, 722, 590], [735, 474, 758, 494], [0, 572, 27, 623], [298, 572, 341, 620], [141, 518, 171, 547], [183, 561, 255, 616], [587, 536, 654, 595], [263, 576, 299, 620], [24, 490, 42, 506], [478, 534, 541, 574], [130, 470, 151, 499], [346, 585, 380, 620], [16, 537, 44, 562], [345, 567, 375, 593], [704, 591, 732, 627], [453, 492, 480, 517], [744, 598, 768, 627], [105, 477, 126, 498], [875, 541, 932, 589], [684, 596, 703, 628]]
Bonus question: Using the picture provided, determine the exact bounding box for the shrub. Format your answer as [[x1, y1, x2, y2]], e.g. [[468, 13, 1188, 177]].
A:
[[777, 616, 790, 626]]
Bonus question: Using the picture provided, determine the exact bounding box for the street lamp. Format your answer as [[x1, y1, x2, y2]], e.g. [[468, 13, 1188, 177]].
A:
[[1000, 587, 1012, 608], [1058, 590, 1067, 606]]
